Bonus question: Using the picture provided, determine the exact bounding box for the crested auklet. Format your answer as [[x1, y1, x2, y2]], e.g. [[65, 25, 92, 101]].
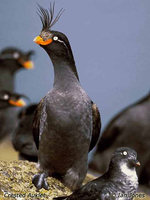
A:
[[32, 3, 101, 191]]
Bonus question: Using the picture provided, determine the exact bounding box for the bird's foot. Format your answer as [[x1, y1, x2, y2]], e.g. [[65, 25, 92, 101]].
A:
[[32, 173, 49, 190]]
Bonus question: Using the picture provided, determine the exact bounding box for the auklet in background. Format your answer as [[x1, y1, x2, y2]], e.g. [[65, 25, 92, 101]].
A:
[[0, 90, 26, 108], [32, 3, 101, 191], [12, 104, 38, 162], [54, 147, 140, 200], [0, 90, 26, 140], [89, 92, 150, 188], [0, 47, 34, 92], [0, 48, 34, 141]]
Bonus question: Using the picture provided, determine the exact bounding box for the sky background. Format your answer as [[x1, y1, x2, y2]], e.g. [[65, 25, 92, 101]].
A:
[[0, 0, 150, 130]]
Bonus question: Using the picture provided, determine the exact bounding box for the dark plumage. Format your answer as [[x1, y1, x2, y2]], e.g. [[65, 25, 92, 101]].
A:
[[89, 101, 101, 151], [37, 2, 64, 31], [32, 4, 101, 191], [54, 147, 140, 200], [0, 47, 34, 92], [12, 104, 38, 162], [90, 92, 150, 187], [0, 90, 26, 108], [0, 90, 26, 140], [0, 47, 34, 140]]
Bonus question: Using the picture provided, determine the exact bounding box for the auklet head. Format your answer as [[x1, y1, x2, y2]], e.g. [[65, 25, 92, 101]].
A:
[[33, 3, 75, 65], [0, 90, 27, 108], [0, 47, 34, 70], [110, 147, 140, 170]]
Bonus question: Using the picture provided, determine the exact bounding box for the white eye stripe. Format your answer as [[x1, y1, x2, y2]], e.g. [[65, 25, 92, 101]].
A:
[[58, 39, 68, 49], [53, 36, 68, 49]]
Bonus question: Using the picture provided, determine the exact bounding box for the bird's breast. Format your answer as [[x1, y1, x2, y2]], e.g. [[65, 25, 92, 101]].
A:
[[43, 88, 92, 139]]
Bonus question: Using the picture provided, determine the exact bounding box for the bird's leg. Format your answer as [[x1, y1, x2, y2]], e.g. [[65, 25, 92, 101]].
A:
[[63, 166, 86, 191], [32, 172, 49, 190]]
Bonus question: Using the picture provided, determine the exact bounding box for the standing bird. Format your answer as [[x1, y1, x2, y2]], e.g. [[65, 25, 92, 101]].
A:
[[0, 47, 34, 92], [54, 147, 140, 200], [32, 3, 101, 191], [0, 90, 26, 140], [12, 104, 38, 162], [89, 92, 150, 188]]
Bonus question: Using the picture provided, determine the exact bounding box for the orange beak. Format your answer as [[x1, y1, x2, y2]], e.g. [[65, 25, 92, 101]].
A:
[[33, 36, 53, 45], [9, 99, 26, 107], [22, 61, 34, 69]]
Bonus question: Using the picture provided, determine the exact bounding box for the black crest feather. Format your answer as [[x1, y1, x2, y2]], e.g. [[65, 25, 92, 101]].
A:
[[37, 2, 64, 30]]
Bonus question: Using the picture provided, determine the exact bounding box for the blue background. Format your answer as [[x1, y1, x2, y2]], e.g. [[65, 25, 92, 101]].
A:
[[0, 0, 150, 130]]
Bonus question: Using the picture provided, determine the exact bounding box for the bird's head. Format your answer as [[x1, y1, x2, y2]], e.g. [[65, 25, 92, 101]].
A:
[[34, 3, 75, 65], [0, 48, 34, 70], [110, 147, 140, 171], [0, 91, 27, 108]]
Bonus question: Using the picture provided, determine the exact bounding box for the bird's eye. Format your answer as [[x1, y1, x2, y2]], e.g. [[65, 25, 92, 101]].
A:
[[53, 36, 58, 41], [3, 94, 9, 100], [122, 151, 128, 156], [13, 52, 20, 59]]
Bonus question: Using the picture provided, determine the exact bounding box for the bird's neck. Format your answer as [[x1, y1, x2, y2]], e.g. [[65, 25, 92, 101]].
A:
[[0, 67, 15, 91], [0, 62, 19, 74], [51, 59, 80, 91], [119, 163, 137, 178], [108, 162, 138, 186], [0, 103, 9, 109]]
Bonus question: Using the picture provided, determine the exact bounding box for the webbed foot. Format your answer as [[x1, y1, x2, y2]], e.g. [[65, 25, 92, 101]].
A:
[[32, 173, 49, 190]]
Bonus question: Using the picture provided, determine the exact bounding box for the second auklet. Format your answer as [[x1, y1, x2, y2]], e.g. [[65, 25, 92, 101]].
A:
[[32, 3, 101, 191], [54, 147, 140, 200]]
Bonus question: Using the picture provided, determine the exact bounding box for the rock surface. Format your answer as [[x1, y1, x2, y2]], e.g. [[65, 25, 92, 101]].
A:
[[0, 160, 149, 200], [0, 160, 93, 200]]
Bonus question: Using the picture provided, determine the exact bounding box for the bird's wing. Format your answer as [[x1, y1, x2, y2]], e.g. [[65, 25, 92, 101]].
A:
[[100, 192, 115, 200], [32, 98, 45, 149], [89, 102, 101, 151], [96, 117, 121, 152], [53, 181, 100, 200], [96, 94, 149, 152]]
